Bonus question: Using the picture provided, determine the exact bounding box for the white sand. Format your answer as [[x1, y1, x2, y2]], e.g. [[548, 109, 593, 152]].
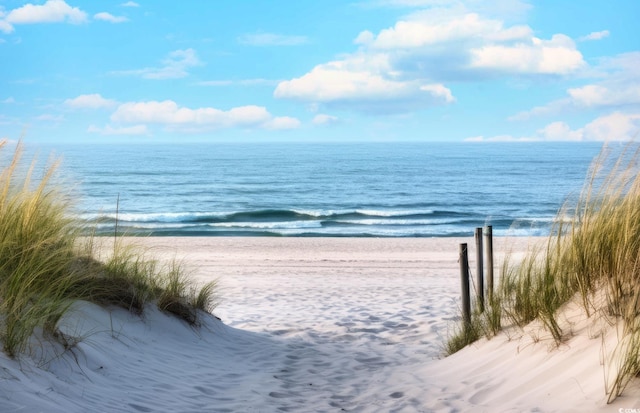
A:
[[1, 236, 638, 412]]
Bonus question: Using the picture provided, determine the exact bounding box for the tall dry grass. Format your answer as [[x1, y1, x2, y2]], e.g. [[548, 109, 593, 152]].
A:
[[0, 141, 218, 358], [446, 142, 640, 402]]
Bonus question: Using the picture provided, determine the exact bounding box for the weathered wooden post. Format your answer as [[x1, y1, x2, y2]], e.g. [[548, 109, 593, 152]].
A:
[[485, 225, 494, 303], [459, 243, 471, 327], [475, 227, 484, 313]]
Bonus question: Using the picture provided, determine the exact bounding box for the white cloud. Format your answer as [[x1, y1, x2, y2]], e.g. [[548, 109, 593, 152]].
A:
[[567, 84, 640, 107], [535, 114, 640, 142], [579, 112, 640, 141], [238, 33, 308, 46], [471, 112, 640, 142], [5, 0, 87, 27], [470, 34, 584, 75], [274, 53, 454, 113], [536, 121, 583, 141], [112, 101, 269, 126], [263, 117, 301, 130], [109, 100, 299, 132], [353, 10, 583, 76], [276, 6, 585, 114], [510, 52, 640, 120], [88, 124, 149, 136], [121, 1, 140, 7], [275, 57, 453, 102], [312, 114, 340, 125], [94, 12, 128, 23], [1, 97, 15, 104], [359, 12, 530, 49], [65, 94, 117, 109], [111, 49, 201, 79], [579, 30, 610, 41]]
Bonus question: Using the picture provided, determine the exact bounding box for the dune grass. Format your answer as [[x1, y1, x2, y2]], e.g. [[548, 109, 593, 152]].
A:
[[0, 141, 218, 358], [446, 142, 640, 402]]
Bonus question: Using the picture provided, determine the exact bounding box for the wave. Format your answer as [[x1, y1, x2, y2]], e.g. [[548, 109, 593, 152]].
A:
[[79, 207, 558, 237], [84, 208, 446, 224]]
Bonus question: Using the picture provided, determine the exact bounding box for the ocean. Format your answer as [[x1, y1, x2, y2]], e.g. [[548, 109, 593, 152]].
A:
[[39, 142, 604, 237]]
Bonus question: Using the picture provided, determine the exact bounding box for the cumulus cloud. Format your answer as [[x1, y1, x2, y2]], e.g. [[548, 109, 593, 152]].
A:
[[567, 84, 640, 107], [275, 6, 585, 113], [471, 112, 640, 142], [1, 0, 87, 32], [88, 124, 149, 136], [274, 52, 454, 113], [357, 12, 530, 49], [535, 121, 583, 141], [109, 100, 300, 132], [238, 32, 308, 46], [510, 52, 640, 121], [579, 112, 640, 141], [94, 12, 128, 23], [65, 94, 117, 109], [111, 49, 201, 79], [470, 34, 583, 75], [121, 1, 140, 7], [534, 114, 640, 142], [111, 101, 269, 126], [358, 11, 583, 77]]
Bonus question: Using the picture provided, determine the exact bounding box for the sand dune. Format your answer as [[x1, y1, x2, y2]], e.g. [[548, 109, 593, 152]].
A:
[[0, 237, 638, 412]]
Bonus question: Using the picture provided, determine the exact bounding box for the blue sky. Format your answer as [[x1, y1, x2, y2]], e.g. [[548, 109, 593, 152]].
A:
[[1, 0, 639, 144]]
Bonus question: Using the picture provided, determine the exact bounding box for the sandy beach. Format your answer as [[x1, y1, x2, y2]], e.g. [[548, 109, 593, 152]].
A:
[[1, 236, 638, 412]]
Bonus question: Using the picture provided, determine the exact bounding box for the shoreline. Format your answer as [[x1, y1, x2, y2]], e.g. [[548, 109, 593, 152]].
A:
[[111, 235, 543, 335], [117, 235, 543, 279]]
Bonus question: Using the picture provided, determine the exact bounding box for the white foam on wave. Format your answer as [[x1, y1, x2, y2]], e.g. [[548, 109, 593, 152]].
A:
[[354, 209, 435, 217], [334, 218, 457, 226], [81, 211, 229, 223], [210, 221, 323, 230], [275, 225, 468, 237]]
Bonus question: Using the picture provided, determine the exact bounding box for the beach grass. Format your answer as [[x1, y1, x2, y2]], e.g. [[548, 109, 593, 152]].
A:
[[446, 142, 640, 402], [0, 141, 218, 358]]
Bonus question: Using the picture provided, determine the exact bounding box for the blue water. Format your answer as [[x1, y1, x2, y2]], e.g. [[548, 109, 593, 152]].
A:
[[40, 142, 603, 237]]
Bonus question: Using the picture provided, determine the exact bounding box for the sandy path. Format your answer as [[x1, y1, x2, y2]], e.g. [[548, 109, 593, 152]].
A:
[[128, 236, 534, 412]]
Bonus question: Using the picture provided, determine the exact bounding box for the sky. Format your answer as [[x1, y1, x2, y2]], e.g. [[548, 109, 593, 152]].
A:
[[0, 0, 639, 144]]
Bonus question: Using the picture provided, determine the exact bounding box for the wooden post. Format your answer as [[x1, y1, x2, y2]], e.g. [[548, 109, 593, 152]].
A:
[[459, 243, 471, 327], [475, 227, 484, 313], [485, 225, 494, 303]]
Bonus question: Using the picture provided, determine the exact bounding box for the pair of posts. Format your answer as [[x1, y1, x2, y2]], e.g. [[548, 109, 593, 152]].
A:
[[459, 226, 494, 326]]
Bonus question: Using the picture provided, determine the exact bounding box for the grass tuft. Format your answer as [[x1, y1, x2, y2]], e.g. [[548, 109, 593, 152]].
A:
[[0, 140, 220, 359], [446, 141, 640, 402]]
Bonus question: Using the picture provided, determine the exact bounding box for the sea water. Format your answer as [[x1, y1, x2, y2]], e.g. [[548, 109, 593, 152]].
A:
[[40, 142, 603, 237]]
